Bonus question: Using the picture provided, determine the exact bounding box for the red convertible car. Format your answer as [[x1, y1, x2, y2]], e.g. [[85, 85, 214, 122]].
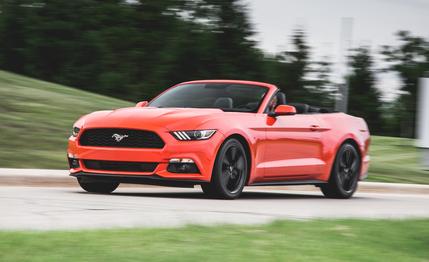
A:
[[68, 80, 370, 199]]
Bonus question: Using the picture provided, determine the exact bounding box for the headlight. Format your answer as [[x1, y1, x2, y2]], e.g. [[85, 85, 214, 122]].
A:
[[171, 130, 216, 141], [72, 126, 81, 137]]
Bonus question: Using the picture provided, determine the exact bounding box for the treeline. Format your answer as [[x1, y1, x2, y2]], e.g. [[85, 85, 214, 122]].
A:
[[0, 0, 428, 137]]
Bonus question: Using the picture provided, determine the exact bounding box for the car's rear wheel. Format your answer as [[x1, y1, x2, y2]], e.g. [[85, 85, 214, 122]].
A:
[[77, 178, 119, 194], [202, 138, 248, 199], [320, 142, 361, 199]]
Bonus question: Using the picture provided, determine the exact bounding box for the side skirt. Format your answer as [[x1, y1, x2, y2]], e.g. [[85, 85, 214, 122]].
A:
[[249, 180, 327, 187]]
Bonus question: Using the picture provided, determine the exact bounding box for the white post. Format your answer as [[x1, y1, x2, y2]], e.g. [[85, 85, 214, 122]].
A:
[[417, 76, 429, 170], [335, 17, 353, 113]]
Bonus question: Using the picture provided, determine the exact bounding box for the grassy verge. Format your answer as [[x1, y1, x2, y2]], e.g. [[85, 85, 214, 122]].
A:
[[368, 136, 429, 184], [0, 219, 428, 262]]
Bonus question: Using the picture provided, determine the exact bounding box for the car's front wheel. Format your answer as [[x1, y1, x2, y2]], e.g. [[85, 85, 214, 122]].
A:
[[201, 138, 248, 199], [77, 178, 119, 194], [320, 142, 361, 199]]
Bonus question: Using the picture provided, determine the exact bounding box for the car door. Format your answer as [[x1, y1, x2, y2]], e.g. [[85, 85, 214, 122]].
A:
[[262, 113, 325, 180]]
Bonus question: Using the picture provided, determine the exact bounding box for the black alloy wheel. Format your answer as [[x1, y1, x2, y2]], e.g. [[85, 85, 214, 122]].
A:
[[201, 138, 248, 199], [320, 143, 361, 199]]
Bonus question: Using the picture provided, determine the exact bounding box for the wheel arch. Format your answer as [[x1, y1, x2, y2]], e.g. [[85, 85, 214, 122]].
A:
[[341, 138, 362, 159], [327, 137, 362, 181]]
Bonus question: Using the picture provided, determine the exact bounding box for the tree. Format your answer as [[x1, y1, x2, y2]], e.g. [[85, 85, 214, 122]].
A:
[[275, 29, 311, 102], [381, 31, 429, 137], [195, 0, 264, 80], [305, 59, 336, 108], [0, 0, 329, 107], [273, 29, 334, 107], [347, 47, 383, 134], [0, 0, 31, 73], [147, 0, 265, 96]]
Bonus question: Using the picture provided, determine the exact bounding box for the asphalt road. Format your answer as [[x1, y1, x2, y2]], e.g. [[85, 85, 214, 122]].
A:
[[1, 186, 428, 230]]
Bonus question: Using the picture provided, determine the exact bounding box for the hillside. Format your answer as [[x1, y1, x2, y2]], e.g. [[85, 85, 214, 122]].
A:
[[0, 71, 132, 168]]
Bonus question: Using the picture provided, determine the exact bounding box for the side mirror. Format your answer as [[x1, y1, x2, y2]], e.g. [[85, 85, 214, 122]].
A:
[[136, 101, 148, 107], [269, 105, 296, 117]]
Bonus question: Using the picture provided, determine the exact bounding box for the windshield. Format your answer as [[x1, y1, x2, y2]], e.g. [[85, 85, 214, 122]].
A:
[[149, 83, 268, 113]]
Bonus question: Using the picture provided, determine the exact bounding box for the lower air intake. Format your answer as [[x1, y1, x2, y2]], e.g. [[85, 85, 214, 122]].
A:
[[83, 160, 158, 173]]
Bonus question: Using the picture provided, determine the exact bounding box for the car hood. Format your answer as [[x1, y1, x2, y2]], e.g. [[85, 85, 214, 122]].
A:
[[80, 107, 228, 131]]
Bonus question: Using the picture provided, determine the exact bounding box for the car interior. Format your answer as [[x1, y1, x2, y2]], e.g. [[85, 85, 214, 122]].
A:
[[212, 91, 333, 114], [267, 92, 333, 114]]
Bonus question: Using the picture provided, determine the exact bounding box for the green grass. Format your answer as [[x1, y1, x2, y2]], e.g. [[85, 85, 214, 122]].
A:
[[368, 136, 429, 184], [0, 70, 132, 168], [0, 70, 428, 183], [0, 219, 428, 262]]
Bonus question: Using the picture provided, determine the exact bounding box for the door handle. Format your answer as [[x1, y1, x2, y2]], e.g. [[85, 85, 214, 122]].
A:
[[310, 125, 320, 131]]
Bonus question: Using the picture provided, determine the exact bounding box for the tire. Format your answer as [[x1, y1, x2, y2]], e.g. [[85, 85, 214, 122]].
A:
[[202, 138, 249, 199], [78, 178, 119, 194], [200, 183, 217, 197], [321, 143, 361, 199]]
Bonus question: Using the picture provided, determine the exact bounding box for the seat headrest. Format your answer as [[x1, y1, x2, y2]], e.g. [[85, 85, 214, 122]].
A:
[[277, 92, 286, 105], [289, 103, 310, 114], [214, 97, 233, 109]]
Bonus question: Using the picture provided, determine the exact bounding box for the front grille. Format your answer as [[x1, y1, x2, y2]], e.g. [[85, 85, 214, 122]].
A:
[[79, 128, 165, 148], [83, 160, 158, 173]]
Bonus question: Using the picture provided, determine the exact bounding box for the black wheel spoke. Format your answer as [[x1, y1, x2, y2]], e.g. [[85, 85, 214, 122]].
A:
[[345, 150, 351, 166], [350, 159, 359, 172], [343, 174, 354, 191], [227, 176, 237, 191], [340, 154, 347, 168], [230, 147, 238, 161], [235, 155, 245, 170], [348, 153, 355, 168], [337, 171, 344, 186], [221, 170, 231, 187]]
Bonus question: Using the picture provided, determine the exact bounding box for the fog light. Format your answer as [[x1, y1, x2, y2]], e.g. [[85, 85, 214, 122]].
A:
[[167, 158, 199, 173], [68, 157, 80, 169]]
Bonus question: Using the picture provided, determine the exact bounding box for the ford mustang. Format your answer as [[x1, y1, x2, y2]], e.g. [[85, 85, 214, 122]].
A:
[[68, 80, 370, 199]]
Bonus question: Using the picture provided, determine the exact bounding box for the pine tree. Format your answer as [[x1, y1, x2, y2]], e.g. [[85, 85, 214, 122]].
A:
[[0, 0, 31, 73], [347, 47, 383, 134], [276, 29, 321, 104], [381, 31, 429, 137]]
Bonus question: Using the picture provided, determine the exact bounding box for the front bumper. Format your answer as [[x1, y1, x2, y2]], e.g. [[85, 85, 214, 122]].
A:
[[67, 128, 225, 182]]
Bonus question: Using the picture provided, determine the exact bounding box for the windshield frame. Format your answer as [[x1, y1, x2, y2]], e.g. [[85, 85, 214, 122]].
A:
[[148, 82, 271, 113]]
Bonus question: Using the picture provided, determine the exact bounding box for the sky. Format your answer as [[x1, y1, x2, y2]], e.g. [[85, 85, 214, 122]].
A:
[[246, 0, 429, 101]]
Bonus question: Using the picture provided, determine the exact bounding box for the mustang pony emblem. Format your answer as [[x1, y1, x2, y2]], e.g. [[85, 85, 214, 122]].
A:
[[112, 133, 129, 142]]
